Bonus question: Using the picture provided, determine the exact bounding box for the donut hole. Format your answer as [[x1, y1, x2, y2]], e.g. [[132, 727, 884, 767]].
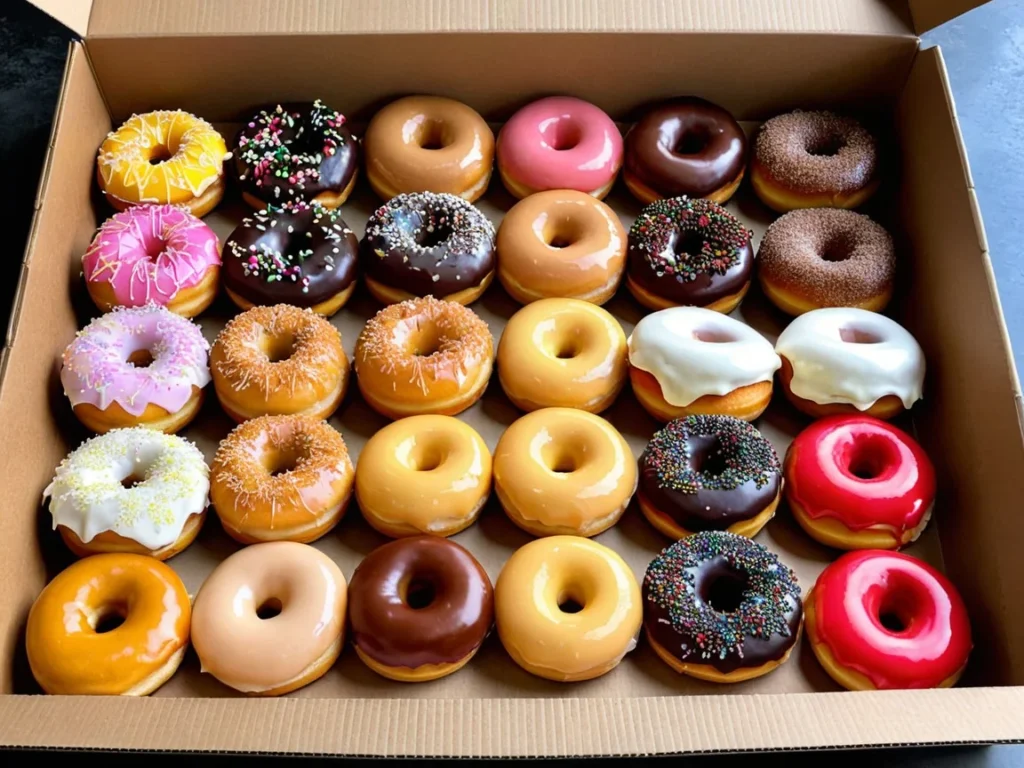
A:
[[844, 434, 900, 481], [256, 597, 283, 620], [126, 348, 155, 368], [805, 134, 845, 157], [263, 446, 304, 477], [143, 236, 168, 259], [262, 331, 297, 363], [147, 144, 175, 165], [879, 611, 906, 632], [692, 327, 736, 344], [411, 119, 453, 151], [688, 435, 729, 478], [839, 326, 883, 344], [540, 118, 583, 151], [119, 472, 146, 490], [92, 604, 127, 634], [554, 339, 581, 359], [404, 578, 437, 610], [876, 593, 915, 635], [670, 229, 708, 261], [414, 220, 454, 248], [409, 327, 443, 357], [557, 590, 585, 614], [403, 441, 446, 472], [672, 128, 711, 156], [702, 569, 749, 614], [542, 219, 585, 249], [820, 233, 857, 263], [541, 444, 581, 474]]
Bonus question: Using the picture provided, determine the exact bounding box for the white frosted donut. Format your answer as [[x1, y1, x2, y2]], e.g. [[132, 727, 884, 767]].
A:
[[627, 306, 781, 406], [774, 307, 925, 410]]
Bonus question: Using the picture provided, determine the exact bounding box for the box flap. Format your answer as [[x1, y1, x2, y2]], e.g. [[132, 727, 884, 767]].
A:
[[908, 0, 989, 33], [25, 0, 92, 37]]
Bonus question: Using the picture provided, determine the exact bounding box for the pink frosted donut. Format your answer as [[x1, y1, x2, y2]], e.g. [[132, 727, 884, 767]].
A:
[[497, 96, 623, 200], [61, 304, 211, 434], [83, 204, 221, 318]]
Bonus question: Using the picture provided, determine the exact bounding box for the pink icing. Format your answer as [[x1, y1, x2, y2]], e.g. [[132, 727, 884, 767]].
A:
[[83, 204, 220, 308], [497, 96, 623, 194], [61, 304, 211, 417]]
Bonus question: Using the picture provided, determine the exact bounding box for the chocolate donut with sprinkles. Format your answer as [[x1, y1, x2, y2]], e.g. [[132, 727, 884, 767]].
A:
[[233, 101, 358, 210], [222, 201, 358, 316], [643, 530, 803, 682], [626, 197, 753, 313], [360, 192, 496, 306], [638, 415, 782, 541]]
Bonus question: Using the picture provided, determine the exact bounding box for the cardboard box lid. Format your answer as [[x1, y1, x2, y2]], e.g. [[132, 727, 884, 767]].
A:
[[28, 0, 990, 39]]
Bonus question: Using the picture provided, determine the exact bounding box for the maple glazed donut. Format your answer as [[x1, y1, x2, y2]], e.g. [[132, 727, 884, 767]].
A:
[[349, 536, 494, 682], [26, 553, 191, 695], [354, 297, 493, 419], [363, 95, 495, 202], [493, 408, 637, 537], [97, 110, 229, 217], [191, 541, 347, 696], [495, 189, 627, 305], [495, 535, 642, 682], [356, 415, 491, 537], [211, 304, 348, 422], [805, 550, 972, 690]]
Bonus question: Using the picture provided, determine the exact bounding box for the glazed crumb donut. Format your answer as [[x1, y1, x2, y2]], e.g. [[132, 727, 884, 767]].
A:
[[211, 415, 354, 544], [497, 298, 627, 414], [644, 531, 802, 683], [26, 553, 191, 695], [493, 407, 637, 537], [363, 95, 494, 202], [191, 541, 347, 696], [775, 307, 925, 420], [627, 307, 780, 422], [758, 209, 895, 315], [751, 110, 880, 213], [355, 415, 491, 537], [211, 304, 348, 422], [97, 110, 229, 217], [354, 297, 493, 419], [349, 536, 494, 682], [495, 535, 641, 682], [495, 189, 627, 305], [805, 550, 972, 690], [61, 305, 210, 434], [785, 415, 936, 550]]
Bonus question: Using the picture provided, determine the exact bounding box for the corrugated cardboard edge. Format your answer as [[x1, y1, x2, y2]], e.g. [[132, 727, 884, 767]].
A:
[[23, 0, 92, 37], [909, 0, 989, 34]]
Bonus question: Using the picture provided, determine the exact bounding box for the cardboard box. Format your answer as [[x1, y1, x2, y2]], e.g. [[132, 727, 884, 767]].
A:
[[3, 0, 1022, 757]]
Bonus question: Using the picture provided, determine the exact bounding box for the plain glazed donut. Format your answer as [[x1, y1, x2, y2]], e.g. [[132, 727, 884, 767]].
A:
[[495, 189, 627, 305], [26, 553, 191, 695], [493, 407, 637, 537], [363, 95, 494, 202], [495, 535, 641, 682], [191, 541, 347, 696]]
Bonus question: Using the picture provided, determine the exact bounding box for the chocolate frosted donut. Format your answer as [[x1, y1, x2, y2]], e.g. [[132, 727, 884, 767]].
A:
[[361, 191, 496, 305], [222, 201, 358, 315], [624, 98, 746, 205], [626, 197, 753, 313], [758, 209, 895, 316]]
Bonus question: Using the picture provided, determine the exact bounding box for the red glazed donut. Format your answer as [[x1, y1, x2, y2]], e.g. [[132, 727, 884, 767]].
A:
[[805, 550, 972, 690], [784, 415, 935, 550]]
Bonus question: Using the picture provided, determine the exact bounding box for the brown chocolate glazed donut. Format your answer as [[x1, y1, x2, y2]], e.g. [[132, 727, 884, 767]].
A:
[[348, 535, 494, 682]]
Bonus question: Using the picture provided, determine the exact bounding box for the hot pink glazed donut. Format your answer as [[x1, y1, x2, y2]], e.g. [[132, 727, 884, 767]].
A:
[[497, 96, 623, 200], [83, 204, 221, 318]]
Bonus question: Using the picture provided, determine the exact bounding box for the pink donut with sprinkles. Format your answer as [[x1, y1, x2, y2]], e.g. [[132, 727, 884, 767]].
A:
[[83, 204, 221, 318], [497, 96, 623, 200]]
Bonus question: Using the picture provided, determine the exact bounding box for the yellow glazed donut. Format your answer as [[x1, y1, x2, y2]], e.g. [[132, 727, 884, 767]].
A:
[[495, 535, 642, 681], [497, 298, 627, 414], [355, 415, 492, 537], [493, 408, 637, 537]]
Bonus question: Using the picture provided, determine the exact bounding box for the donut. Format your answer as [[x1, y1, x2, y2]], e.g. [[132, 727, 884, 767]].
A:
[[191, 541, 347, 696], [354, 297, 493, 419], [493, 408, 636, 537], [26, 553, 191, 695], [360, 192, 495, 305], [496, 96, 623, 200], [624, 98, 746, 205], [495, 535, 641, 682], [497, 298, 627, 414], [348, 536, 494, 682], [644, 531, 802, 682], [355, 415, 491, 537], [495, 189, 626, 305], [61, 304, 210, 434], [210, 415, 354, 543], [805, 550, 972, 690], [97, 110, 229, 217], [751, 110, 880, 213], [785, 415, 936, 550], [774, 307, 925, 420], [626, 197, 753, 313], [211, 304, 348, 423], [627, 307, 780, 422], [638, 415, 782, 540], [363, 95, 494, 202], [222, 201, 358, 316], [232, 101, 358, 210], [83, 204, 220, 318], [757, 209, 895, 315]]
